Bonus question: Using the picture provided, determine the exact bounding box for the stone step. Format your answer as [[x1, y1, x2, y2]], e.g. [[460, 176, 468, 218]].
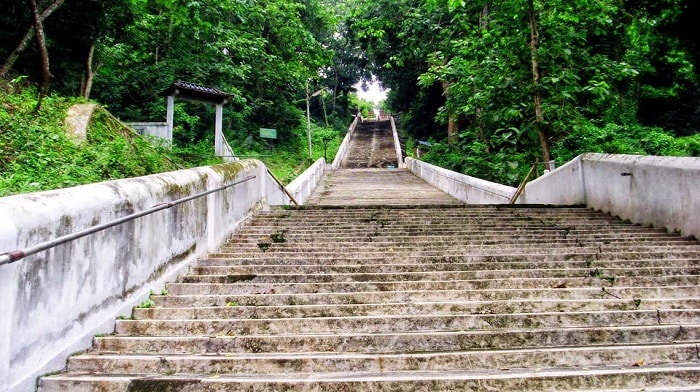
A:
[[245, 217, 639, 227], [63, 343, 700, 375], [177, 266, 700, 285], [222, 236, 697, 247], [36, 365, 700, 392], [252, 213, 631, 221], [92, 325, 700, 354], [190, 258, 700, 275], [223, 230, 697, 243], [233, 226, 672, 238], [217, 243, 700, 256], [164, 276, 700, 296], [198, 252, 697, 266], [150, 286, 700, 308], [208, 248, 700, 264], [114, 309, 700, 336], [133, 298, 700, 320]]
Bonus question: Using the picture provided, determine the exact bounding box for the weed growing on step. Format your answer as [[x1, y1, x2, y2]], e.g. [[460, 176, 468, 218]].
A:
[[589, 268, 616, 284], [136, 298, 155, 308], [270, 230, 287, 243], [226, 301, 240, 307], [257, 241, 271, 252]]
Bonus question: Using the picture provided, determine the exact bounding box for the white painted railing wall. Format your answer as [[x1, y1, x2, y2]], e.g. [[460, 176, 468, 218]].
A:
[[0, 159, 291, 392], [389, 116, 404, 168], [331, 114, 361, 170], [407, 153, 700, 239], [404, 157, 516, 204], [286, 157, 327, 204], [518, 153, 700, 239]]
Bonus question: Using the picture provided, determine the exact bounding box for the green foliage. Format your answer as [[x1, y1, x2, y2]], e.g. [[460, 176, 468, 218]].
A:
[[552, 123, 700, 162], [0, 84, 180, 196], [1, 0, 697, 195], [253, 114, 346, 184]]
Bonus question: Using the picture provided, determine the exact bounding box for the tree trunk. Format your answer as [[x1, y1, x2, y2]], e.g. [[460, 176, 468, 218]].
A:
[[441, 80, 458, 144], [30, 0, 51, 112], [528, 0, 552, 170], [0, 0, 64, 78], [479, 2, 491, 30], [81, 41, 96, 99]]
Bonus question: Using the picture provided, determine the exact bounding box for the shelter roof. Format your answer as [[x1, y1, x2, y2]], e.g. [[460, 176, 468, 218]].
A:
[[160, 80, 233, 104]]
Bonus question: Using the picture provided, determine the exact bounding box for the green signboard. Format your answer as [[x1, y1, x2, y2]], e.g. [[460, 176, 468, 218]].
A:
[[260, 128, 277, 139]]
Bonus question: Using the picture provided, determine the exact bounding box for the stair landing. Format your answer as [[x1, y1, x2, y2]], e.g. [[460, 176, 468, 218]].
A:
[[306, 168, 462, 206]]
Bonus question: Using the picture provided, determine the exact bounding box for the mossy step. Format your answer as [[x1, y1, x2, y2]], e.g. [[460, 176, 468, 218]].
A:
[[207, 247, 700, 264], [177, 266, 700, 285], [64, 344, 700, 375], [37, 365, 700, 392], [150, 286, 700, 308], [217, 241, 699, 254], [164, 275, 700, 296], [133, 298, 700, 321], [226, 233, 687, 244], [232, 226, 671, 237], [191, 258, 700, 275], [92, 325, 700, 354], [114, 310, 700, 336]]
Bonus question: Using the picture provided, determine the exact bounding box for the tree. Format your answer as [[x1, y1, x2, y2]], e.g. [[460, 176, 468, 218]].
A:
[[29, 0, 51, 112], [0, 0, 64, 79]]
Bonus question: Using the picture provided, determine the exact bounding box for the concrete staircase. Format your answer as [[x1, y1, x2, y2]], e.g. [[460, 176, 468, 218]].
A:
[[38, 204, 700, 391], [304, 168, 462, 206], [340, 120, 397, 169], [37, 119, 700, 390]]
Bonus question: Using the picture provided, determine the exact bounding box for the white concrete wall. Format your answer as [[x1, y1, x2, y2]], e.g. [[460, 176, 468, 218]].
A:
[[405, 157, 515, 204], [519, 153, 700, 239], [389, 116, 404, 168], [0, 159, 290, 392], [128, 122, 170, 143], [331, 114, 361, 170], [406, 153, 699, 239], [286, 158, 327, 205], [516, 155, 586, 206]]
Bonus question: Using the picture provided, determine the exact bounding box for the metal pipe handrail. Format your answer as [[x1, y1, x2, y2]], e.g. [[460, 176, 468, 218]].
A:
[[0, 175, 256, 266], [509, 162, 538, 204], [266, 168, 299, 205]]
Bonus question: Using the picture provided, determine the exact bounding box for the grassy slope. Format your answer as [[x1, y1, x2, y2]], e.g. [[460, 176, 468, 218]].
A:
[[0, 84, 343, 197]]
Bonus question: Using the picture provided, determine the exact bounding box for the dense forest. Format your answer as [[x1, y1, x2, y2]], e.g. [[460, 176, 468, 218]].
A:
[[1, 0, 698, 192]]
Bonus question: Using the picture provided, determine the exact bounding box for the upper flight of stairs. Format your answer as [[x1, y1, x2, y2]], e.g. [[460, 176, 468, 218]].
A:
[[39, 204, 700, 391], [304, 168, 462, 206], [341, 119, 397, 169]]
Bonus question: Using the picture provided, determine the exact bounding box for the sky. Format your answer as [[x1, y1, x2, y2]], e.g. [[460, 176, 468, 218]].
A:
[[353, 79, 388, 105]]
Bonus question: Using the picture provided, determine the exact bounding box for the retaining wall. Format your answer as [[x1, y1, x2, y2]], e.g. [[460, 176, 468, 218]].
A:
[[519, 153, 700, 239], [331, 114, 361, 170], [404, 157, 516, 203], [286, 158, 327, 205], [0, 159, 290, 392], [407, 153, 700, 239]]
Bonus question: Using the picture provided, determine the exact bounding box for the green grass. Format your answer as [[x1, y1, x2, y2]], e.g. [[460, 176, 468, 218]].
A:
[[0, 82, 348, 196]]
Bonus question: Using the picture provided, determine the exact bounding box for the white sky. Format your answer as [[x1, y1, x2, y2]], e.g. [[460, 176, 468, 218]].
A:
[[354, 79, 388, 105]]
